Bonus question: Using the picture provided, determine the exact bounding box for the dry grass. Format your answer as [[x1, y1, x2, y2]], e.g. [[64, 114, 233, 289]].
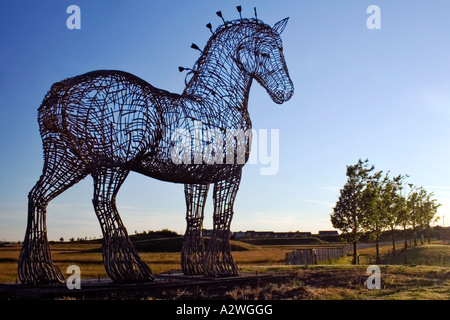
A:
[[0, 243, 289, 283], [1, 242, 448, 300], [222, 265, 450, 300], [134, 265, 449, 300]]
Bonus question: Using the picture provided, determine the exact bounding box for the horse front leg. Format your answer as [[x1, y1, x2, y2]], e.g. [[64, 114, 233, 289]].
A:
[[203, 173, 241, 277], [181, 183, 209, 275]]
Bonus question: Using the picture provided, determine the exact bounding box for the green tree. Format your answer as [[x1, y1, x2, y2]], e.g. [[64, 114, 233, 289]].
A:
[[406, 185, 440, 246], [382, 173, 407, 254], [407, 184, 420, 246], [360, 170, 386, 263], [331, 182, 361, 264], [397, 191, 411, 249], [331, 159, 374, 264], [417, 187, 428, 245], [417, 190, 440, 244]]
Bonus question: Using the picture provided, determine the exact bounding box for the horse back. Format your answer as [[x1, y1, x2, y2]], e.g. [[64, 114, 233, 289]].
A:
[[38, 70, 178, 166]]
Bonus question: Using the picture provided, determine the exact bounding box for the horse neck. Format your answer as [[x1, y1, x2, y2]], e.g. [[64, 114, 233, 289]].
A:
[[183, 33, 252, 116]]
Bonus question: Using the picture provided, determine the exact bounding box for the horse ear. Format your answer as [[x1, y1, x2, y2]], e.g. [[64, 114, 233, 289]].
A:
[[273, 17, 289, 34]]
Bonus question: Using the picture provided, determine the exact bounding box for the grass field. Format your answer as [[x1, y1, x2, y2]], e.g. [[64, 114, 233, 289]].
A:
[[0, 240, 448, 300], [388, 245, 450, 266], [0, 241, 290, 283]]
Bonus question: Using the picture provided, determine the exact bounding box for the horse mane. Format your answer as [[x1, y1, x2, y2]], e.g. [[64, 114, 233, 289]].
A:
[[182, 17, 272, 91], [200, 17, 271, 61], [213, 17, 266, 34]]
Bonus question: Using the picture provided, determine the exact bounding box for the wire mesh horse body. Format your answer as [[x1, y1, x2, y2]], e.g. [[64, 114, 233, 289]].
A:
[[19, 16, 293, 284]]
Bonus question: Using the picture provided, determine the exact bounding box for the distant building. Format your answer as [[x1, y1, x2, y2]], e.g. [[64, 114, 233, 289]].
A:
[[273, 232, 312, 238], [202, 229, 313, 239], [232, 230, 274, 239], [232, 230, 312, 239], [318, 230, 339, 237], [297, 232, 312, 238]]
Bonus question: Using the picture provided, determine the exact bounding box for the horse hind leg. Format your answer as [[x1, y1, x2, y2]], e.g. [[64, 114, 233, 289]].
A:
[[92, 167, 154, 283], [19, 137, 87, 285], [181, 183, 209, 275]]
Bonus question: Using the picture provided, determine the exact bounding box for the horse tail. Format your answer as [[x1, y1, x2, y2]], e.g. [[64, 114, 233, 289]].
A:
[[38, 81, 67, 134]]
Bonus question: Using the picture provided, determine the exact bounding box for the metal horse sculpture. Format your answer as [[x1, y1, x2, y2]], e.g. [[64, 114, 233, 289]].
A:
[[19, 9, 294, 284]]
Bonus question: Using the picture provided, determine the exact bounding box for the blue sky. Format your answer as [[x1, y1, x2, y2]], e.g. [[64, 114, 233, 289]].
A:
[[1, 0, 450, 241]]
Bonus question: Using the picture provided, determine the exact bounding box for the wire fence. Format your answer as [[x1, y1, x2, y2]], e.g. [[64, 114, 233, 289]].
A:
[[286, 245, 352, 265]]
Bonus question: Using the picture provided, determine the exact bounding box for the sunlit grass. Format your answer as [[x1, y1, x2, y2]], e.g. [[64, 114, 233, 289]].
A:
[[1, 242, 448, 300]]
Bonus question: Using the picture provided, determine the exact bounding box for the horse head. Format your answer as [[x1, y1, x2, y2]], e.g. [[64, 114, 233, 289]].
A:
[[235, 17, 294, 104]]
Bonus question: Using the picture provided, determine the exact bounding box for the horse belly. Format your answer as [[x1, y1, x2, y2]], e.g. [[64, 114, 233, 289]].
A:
[[133, 159, 242, 184]]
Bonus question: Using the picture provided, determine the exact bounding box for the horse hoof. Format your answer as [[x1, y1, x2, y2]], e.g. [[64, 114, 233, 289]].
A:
[[19, 260, 65, 285]]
